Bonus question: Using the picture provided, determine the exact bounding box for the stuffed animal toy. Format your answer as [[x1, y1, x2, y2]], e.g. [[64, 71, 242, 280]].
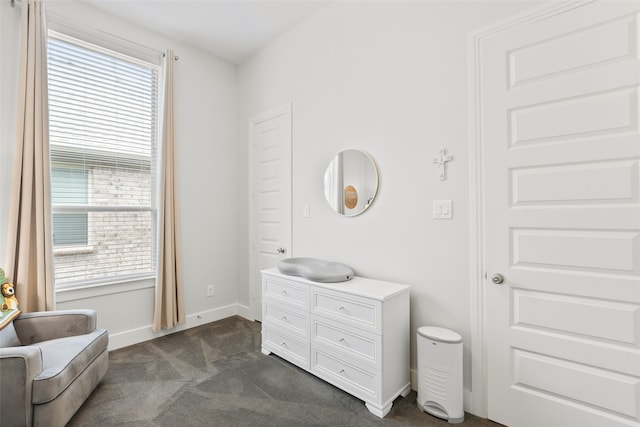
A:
[[2, 282, 19, 311], [0, 268, 20, 329]]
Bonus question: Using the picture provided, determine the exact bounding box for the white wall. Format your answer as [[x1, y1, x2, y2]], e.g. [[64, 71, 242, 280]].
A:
[[237, 0, 540, 404], [0, 0, 246, 349], [1, 0, 545, 407]]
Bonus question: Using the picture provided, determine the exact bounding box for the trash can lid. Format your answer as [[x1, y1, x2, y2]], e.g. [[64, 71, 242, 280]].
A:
[[418, 326, 462, 343]]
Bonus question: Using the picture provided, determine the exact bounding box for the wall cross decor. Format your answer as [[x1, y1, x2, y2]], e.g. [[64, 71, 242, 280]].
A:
[[433, 148, 453, 181]]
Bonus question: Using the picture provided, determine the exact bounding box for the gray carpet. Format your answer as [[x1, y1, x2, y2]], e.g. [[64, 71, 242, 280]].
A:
[[68, 316, 501, 427]]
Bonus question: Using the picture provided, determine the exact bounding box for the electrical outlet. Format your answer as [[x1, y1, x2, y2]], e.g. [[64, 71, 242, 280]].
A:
[[207, 285, 214, 297]]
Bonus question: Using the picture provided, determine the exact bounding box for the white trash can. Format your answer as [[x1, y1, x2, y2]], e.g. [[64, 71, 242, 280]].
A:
[[417, 326, 464, 424]]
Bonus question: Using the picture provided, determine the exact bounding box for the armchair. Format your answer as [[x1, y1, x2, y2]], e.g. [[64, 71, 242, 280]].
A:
[[0, 310, 108, 427]]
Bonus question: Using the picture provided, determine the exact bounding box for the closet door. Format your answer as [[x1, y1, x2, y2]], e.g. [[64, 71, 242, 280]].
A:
[[250, 104, 292, 321], [479, 2, 640, 426]]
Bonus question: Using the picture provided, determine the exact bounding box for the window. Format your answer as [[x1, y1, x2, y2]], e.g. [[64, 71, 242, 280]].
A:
[[51, 165, 88, 246], [47, 31, 160, 287]]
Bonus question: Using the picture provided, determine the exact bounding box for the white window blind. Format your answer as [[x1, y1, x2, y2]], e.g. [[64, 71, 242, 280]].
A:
[[47, 31, 160, 287]]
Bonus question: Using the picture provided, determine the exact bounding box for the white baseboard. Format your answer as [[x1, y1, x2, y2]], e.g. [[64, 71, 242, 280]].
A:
[[108, 303, 248, 351], [235, 303, 252, 320], [410, 368, 474, 415]]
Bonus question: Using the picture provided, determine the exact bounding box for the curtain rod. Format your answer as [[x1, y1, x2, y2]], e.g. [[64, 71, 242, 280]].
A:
[[11, 0, 180, 61], [48, 11, 166, 60], [10, 0, 178, 61]]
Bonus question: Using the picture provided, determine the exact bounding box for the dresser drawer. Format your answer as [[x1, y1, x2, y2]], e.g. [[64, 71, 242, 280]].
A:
[[262, 327, 309, 370], [263, 300, 309, 338], [312, 288, 380, 332], [312, 318, 380, 368], [263, 277, 308, 309], [312, 348, 378, 401]]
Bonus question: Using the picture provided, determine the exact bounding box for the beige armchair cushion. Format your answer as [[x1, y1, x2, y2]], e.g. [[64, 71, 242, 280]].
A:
[[32, 329, 108, 404], [0, 321, 21, 347], [14, 310, 97, 344]]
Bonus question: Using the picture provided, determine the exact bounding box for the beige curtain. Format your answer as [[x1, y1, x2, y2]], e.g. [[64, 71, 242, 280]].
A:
[[153, 49, 184, 332], [5, 0, 54, 313]]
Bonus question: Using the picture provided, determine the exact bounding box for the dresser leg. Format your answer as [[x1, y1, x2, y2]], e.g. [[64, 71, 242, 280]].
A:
[[365, 401, 392, 418], [261, 348, 272, 356]]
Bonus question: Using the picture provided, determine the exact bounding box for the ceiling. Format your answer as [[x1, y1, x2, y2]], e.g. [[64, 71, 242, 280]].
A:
[[82, 0, 332, 65]]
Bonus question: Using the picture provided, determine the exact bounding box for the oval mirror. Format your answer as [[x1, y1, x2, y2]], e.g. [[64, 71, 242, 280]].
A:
[[323, 149, 379, 216]]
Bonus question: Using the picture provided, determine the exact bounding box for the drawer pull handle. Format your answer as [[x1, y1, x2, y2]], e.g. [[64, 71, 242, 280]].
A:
[[280, 342, 287, 347], [281, 290, 288, 296], [339, 338, 346, 344], [281, 315, 287, 321], [339, 369, 346, 375], [339, 306, 346, 311]]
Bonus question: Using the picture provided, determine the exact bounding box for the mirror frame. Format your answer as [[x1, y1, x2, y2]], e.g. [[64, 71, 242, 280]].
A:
[[323, 149, 379, 217]]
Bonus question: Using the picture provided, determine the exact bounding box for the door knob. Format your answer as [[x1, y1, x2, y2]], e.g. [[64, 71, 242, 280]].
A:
[[491, 273, 504, 285], [277, 247, 286, 254]]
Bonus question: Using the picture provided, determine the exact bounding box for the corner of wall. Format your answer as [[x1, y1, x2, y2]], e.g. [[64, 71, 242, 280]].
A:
[[107, 303, 251, 351]]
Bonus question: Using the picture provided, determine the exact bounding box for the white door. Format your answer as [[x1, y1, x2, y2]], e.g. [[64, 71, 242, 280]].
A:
[[480, 2, 640, 426], [249, 104, 292, 321]]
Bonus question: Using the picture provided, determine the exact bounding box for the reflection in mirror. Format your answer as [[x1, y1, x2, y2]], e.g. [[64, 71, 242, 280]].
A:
[[324, 149, 379, 216]]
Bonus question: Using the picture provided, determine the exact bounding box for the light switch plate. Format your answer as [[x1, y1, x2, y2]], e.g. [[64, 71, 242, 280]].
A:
[[433, 200, 453, 219]]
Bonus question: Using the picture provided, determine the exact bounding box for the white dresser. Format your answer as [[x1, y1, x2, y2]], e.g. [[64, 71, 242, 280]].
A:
[[261, 268, 411, 418]]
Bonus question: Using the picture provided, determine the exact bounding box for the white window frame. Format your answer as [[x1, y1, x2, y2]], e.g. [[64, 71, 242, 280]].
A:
[[46, 18, 164, 298]]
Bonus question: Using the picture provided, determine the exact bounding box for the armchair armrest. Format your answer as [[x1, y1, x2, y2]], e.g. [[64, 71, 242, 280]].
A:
[[0, 346, 43, 426], [14, 309, 97, 345]]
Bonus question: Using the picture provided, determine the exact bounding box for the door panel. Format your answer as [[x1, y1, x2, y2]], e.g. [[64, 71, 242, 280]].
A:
[[507, 13, 637, 86], [481, 2, 640, 426], [513, 289, 640, 344]]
